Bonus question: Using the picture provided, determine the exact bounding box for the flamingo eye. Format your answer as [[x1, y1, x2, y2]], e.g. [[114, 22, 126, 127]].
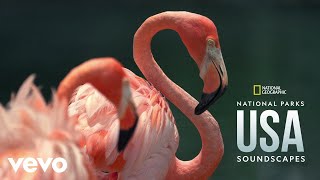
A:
[[206, 38, 218, 58], [207, 39, 215, 47]]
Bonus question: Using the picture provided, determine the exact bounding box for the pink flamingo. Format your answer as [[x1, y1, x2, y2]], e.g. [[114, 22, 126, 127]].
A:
[[0, 58, 137, 179], [65, 11, 228, 179], [57, 58, 138, 175]]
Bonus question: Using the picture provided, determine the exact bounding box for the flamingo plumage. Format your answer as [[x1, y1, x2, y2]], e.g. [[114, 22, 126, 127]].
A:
[[67, 66, 178, 179], [0, 75, 95, 180], [65, 11, 228, 179]]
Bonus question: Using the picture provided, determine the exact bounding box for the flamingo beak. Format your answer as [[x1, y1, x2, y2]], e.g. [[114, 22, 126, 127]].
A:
[[195, 40, 228, 115], [118, 111, 138, 152], [118, 79, 133, 120], [117, 79, 138, 152]]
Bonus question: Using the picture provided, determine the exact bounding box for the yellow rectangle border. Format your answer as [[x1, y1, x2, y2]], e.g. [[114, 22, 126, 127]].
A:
[[253, 85, 261, 95]]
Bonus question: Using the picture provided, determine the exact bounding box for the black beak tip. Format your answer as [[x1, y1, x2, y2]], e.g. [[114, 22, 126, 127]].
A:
[[194, 91, 219, 116], [117, 113, 139, 152], [117, 138, 126, 152], [194, 103, 206, 115]]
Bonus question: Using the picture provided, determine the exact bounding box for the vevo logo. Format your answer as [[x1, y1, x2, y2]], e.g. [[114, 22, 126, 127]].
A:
[[7, 157, 67, 173]]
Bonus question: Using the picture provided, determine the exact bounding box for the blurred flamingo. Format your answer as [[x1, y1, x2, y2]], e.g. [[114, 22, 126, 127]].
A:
[[57, 58, 138, 176], [0, 58, 137, 180], [66, 11, 228, 179]]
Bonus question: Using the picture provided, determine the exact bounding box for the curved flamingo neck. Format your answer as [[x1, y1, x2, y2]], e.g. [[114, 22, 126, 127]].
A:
[[133, 12, 224, 178]]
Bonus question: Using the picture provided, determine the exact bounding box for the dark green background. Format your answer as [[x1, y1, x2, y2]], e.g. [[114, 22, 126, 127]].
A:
[[0, 0, 319, 179]]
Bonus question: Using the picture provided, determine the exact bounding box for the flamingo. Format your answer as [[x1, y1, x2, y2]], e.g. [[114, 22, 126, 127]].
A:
[[65, 11, 228, 179], [57, 58, 139, 175], [0, 75, 95, 180], [0, 58, 137, 179]]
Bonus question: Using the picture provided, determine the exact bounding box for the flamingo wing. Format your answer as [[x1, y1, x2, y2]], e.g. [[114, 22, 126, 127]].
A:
[[69, 83, 121, 166], [119, 103, 179, 179]]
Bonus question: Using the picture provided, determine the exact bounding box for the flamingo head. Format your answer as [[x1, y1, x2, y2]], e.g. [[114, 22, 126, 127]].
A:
[[176, 12, 228, 115]]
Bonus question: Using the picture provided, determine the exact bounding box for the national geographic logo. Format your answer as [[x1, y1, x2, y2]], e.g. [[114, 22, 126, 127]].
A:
[[253, 85, 286, 96]]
